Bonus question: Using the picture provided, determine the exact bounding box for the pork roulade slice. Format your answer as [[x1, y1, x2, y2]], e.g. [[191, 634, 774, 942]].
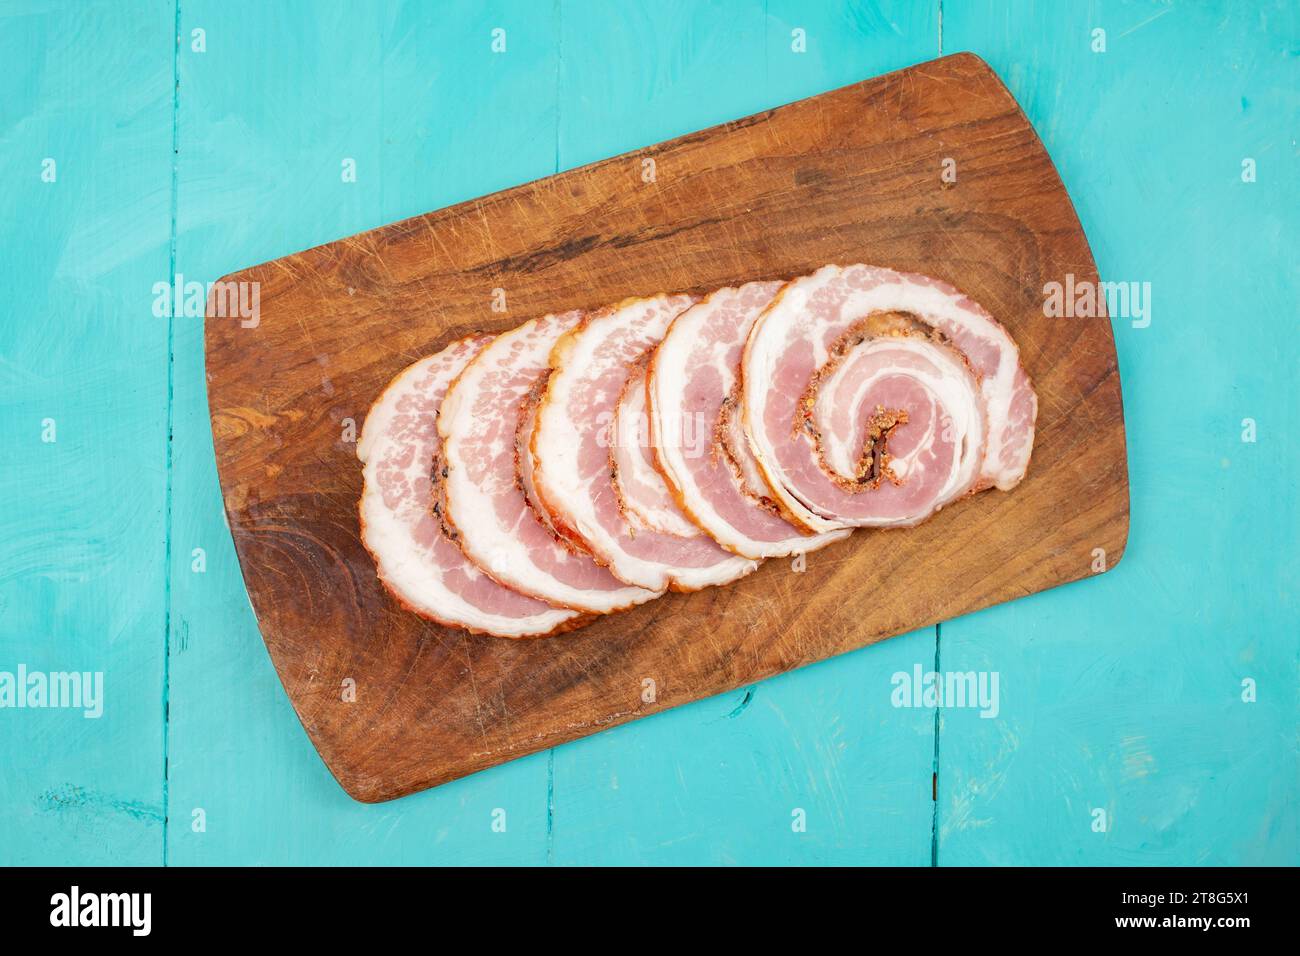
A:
[[648, 281, 850, 558], [358, 337, 579, 638], [438, 312, 660, 613], [742, 264, 1035, 532], [532, 294, 759, 592]]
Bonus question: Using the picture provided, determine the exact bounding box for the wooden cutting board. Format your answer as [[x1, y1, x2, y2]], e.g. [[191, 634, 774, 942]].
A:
[[206, 52, 1128, 803]]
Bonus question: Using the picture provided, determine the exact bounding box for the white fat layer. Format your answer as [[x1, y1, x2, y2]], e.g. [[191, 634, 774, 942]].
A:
[[535, 295, 752, 591], [614, 367, 701, 538], [814, 337, 984, 515], [847, 279, 1020, 488], [517, 401, 554, 536], [653, 288, 848, 557], [723, 398, 772, 497], [439, 317, 655, 614], [743, 265, 1018, 530], [742, 272, 851, 533], [359, 348, 576, 637]]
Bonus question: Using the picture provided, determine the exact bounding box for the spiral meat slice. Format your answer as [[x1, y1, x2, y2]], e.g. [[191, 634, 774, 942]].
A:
[[358, 337, 578, 637], [743, 264, 1035, 532], [438, 312, 659, 613], [648, 282, 851, 558], [531, 294, 759, 591]]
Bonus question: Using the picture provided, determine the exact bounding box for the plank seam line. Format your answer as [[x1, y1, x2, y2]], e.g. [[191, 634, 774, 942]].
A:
[[546, 748, 556, 866], [161, 0, 182, 868], [930, 621, 941, 867]]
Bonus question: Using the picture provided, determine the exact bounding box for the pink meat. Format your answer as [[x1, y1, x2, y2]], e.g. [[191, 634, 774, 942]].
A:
[[742, 264, 1032, 531], [647, 281, 850, 558], [531, 294, 759, 592], [797, 334, 986, 525], [613, 361, 706, 538], [357, 337, 578, 638], [438, 313, 659, 613]]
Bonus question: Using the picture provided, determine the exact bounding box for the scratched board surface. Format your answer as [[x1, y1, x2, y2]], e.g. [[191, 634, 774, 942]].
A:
[[206, 50, 1128, 803], [1, 0, 1294, 863]]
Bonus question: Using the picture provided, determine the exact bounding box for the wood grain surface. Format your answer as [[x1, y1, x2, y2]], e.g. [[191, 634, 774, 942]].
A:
[[205, 52, 1128, 803]]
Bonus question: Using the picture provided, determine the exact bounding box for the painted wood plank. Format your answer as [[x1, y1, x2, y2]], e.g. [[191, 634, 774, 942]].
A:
[[546, 0, 942, 865], [936, 0, 1298, 865], [166, 0, 562, 864], [548, 631, 940, 864], [0, 0, 173, 865]]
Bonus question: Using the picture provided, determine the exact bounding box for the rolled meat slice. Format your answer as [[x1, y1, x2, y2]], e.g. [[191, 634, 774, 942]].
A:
[[532, 294, 759, 592], [648, 281, 851, 558], [612, 359, 708, 539], [743, 264, 1035, 532], [358, 337, 578, 638], [438, 312, 660, 613]]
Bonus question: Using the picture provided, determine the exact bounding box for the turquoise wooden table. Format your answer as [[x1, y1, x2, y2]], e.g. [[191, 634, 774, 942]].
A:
[[1, 0, 1295, 866]]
